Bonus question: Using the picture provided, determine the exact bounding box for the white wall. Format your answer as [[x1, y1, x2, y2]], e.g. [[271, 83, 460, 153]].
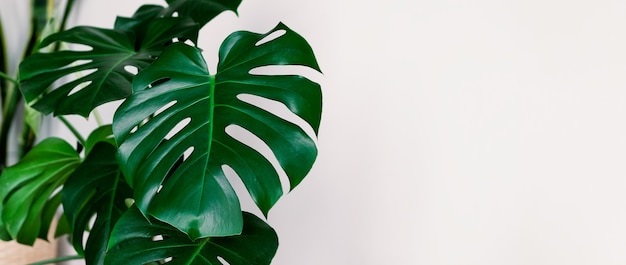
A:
[[260, 1, 626, 264], [6, 0, 626, 264], [263, 1, 626, 264]]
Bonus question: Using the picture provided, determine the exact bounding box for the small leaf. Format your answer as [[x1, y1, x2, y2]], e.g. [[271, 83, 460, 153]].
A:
[[63, 141, 132, 264], [0, 138, 80, 245], [105, 207, 278, 265]]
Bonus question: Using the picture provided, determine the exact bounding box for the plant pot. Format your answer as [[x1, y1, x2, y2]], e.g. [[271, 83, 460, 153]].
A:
[[0, 239, 57, 265]]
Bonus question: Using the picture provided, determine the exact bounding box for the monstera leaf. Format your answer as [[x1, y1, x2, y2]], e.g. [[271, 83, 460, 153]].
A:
[[63, 141, 132, 264], [105, 207, 278, 265], [0, 138, 80, 244], [163, 0, 242, 27], [19, 9, 199, 116], [113, 23, 321, 238]]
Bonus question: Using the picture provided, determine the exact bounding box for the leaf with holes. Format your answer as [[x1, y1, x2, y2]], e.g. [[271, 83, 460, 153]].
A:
[[163, 0, 242, 27], [63, 142, 132, 264], [18, 9, 199, 116], [0, 138, 80, 245], [105, 207, 278, 265], [113, 23, 321, 238]]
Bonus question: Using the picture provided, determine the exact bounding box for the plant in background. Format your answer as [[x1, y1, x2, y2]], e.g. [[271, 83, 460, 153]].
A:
[[0, 0, 76, 170], [0, 0, 322, 264]]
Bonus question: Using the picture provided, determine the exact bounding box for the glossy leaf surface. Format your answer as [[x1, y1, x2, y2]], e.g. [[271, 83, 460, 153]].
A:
[[0, 138, 80, 244], [19, 10, 199, 116], [105, 207, 278, 265], [63, 142, 132, 264], [113, 23, 321, 239]]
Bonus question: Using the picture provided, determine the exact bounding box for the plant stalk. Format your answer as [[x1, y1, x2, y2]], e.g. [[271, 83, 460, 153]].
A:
[[59, 116, 86, 147], [93, 108, 104, 126], [0, 13, 7, 169], [19, 120, 36, 157], [0, 80, 20, 169], [0, 71, 17, 86], [0, 13, 7, 104], [59, 0, 76, 32], [27, 255, 83, 265]]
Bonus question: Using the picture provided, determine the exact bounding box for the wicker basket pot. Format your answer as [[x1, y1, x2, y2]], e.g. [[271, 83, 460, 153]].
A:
[[0, 239, 57, 265]]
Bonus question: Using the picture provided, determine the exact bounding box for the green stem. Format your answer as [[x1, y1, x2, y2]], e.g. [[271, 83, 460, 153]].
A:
[[0, 12, 7, 103], [0, 14, 9, 169], [59, 0, 76, 32], [186, 237, 211, 265], [27, 255, 83, 265], [0, 81, 20, 169], [93, 108, 104, 126], [59, 116, 86, 146], [19, 118, 36, 157], [24, 19, 41, 59], [49, 0, 76, 52], [0, 71, 18, 85]]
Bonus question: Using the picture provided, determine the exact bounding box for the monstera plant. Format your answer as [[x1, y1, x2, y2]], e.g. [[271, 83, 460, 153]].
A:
[[0, 0, 321, 264]]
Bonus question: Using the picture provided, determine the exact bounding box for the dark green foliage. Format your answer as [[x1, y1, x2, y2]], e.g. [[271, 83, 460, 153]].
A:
[[1, 0, 321, 264], [0, 138, 80, 244], [63, 141, 132, 264], [106, 207, 278, 265]]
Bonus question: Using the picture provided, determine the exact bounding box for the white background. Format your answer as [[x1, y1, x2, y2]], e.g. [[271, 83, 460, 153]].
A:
[[4, 0, 626, 264]]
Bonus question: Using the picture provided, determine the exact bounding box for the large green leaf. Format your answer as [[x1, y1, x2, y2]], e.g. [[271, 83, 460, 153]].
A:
[[63, 141, 132, 264], [163, 0, 242, 27], [113, 23, 321, 239], [105, 207, 278, 265], [0, 138, 80, 245], [18, 8, 199, 116]]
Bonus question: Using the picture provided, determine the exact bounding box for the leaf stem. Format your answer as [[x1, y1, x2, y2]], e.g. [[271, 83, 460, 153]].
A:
[[0, 13, 7, 102], [186, 237, 211, 265], [19, 119, 36, 157], [0, 71, 18, 86], [0, 14, 5, 167], [0, 80, 20, 169], [27, 255, 83, 265], [59, 116, 86, 146], [59, 0, 76, 32], [93, 108, 104, 126]]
